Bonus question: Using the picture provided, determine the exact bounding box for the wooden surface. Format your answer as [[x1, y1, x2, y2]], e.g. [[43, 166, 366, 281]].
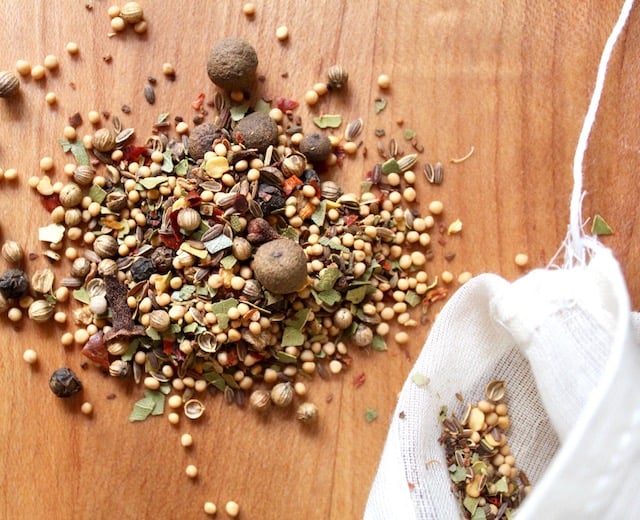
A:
[[1, 2, 639, 519]]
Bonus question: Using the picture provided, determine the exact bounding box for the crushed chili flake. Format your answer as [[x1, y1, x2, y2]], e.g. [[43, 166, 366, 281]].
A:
[[353, 372, 366, 388], [40, 193, 61, 212], [272, 96, 299, 112], [191, 93, 205, 111]]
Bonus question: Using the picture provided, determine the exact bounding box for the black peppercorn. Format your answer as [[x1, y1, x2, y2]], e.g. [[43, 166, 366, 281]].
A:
[[49, 367, 83, 398], [151, 246, 175, 274], [130, 257, 155, 282], [0, 268, 29, 299]]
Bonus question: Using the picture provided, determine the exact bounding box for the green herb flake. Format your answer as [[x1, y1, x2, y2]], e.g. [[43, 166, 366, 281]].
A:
[[411, 372, 429, 387], [313, 114, 342, 129], [591, 214, 614, 235], [315, 289, 342, 307], [88, 184, 108, 204], [403, 129, 416, 140], [449, 464, 467, 483], [229, 214, 243, 234], [275, 350, 298, 363], [404, 290, 422, 307], [318, 236, 349, 253], [129, 396, 155, 422], [470, 505, 486, 520], [203, 234, 233, 255], [58, 139, 90, 166], [365, 407, 378, 423], [374, 98, 387, 114], [494, 475, 509, 493], [371, 334, 387, 351], [220, 254, 237, 270], [211, 297, 238, 330], [121, 340, 139, 362], [254, 98, 271, 113], [346, 285, 368, 304], [174, 284, 196, 302], [311, 200, 327, 227], [145, 326, 162, 341], [72, 287, 91, 305], [138, 176, 168, 190], [316, 267, 342, 291], [361, 180, 373, 194], [174, 158, 189, 177], [230, 103, 250, 122], [161, 150, 174, 173], [463, 496, 480, 515], [285, 308, 311, 330], [381, 158, 400, 175]]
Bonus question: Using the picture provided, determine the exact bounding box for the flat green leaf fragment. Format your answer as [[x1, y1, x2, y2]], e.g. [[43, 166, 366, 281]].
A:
[[275, 350, 299, 363], [365, 407, 378, 423], [220, 254, 237, 270], [313, 114, 342, 129], [138, 176, 168, 190], [72, 287, 91, 305], [371, 334, 387, 351], [146, 389, 166, 415], [58, 139, 90, 166], [470, 505, 486, 520], [463, 496, 480, 515], [449, 464, 467, 483], [403, 129, 416, 140], [346, 285, 368, 304], [381, 158, 400, 174], [174, 284, 196, 302], [591, 213, 613, 235], [129, 396, 155, 422], [375, 98, 387, 114], [211, 297, 238, 330], [404, 290, 422, 307], [254, 98, 271, 113], [180, 242, 208, 259], [230, 103, 250, 122], [161, 150, 174, 173], [318, 236, 349, 253], [88, 184, 107, 204], [311, 200, 327, 227], [494, 475, 509, 493], [411, 372, 429, 387], [145, 326, 161, 341], [316, 289, 341, 306], [174, 158, 189, 176], [285, 308, 311, 330], [203, 234, 233, 255], [316, 267, 342, 291], [38, 223, 65, 244]]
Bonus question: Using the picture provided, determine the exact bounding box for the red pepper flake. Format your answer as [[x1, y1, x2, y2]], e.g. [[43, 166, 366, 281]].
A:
[[191, 93, 205, 111], [185, 190, 202, 207], [424, 287, 448, 305], [408, 482, 416, 491], [81, 332, 109, 369], [353, 372, 366, 388], [282, 175, 303, 196], [122, 145, 147, 163], [40, 193, 61, 212], [343, 214, 359, 227], [272, 96, 299, 111], [163, 340, 176, 356]]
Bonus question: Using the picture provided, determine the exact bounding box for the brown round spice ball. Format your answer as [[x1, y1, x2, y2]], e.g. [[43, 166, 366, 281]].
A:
[[188, 123, 219, 160], [206, 37, 258, 92], [252, 238, 308, 294], [235, 112, 279, 152], [299, 133, 332, 164]]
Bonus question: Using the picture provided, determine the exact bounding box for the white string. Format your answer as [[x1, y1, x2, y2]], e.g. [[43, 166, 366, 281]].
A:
[[563, 0, 635, 268]]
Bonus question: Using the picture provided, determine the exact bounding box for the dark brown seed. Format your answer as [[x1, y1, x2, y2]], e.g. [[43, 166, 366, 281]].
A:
[[143, 85, 156, 105]]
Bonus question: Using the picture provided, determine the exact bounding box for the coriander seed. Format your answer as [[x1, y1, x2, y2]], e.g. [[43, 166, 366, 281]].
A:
[[270, 382, 293, 407], [0, 70, 20, 98], [2, 240, 24, 264]]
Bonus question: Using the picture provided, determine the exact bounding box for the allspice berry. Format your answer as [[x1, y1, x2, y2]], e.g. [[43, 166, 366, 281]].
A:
[[252, 238, 308, 294], [299, 133, 332, 164], [207, 37, 258, 92], [235, 112, 279, 152], [187, 122, 219, 160]]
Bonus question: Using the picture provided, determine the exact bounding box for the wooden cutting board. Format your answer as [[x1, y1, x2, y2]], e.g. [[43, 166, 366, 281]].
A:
[[0, 2, 638, 519]]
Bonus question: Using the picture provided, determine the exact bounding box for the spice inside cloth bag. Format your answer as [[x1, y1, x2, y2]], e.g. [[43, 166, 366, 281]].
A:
[[364, 245, 640, 519]]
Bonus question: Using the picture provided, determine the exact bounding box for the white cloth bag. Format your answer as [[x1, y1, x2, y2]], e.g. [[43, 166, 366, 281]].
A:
[[365, 246, 640, 519], [365, 1, 639, 516]]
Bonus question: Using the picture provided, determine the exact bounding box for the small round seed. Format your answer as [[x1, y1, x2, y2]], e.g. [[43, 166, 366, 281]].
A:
[[23, 349, 38, 364]]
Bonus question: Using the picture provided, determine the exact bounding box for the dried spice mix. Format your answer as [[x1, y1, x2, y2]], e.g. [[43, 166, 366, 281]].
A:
[[1, 25, 466, 427]]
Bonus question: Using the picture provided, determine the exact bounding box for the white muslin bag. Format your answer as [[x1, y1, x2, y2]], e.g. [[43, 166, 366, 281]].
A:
[[365, 0, 640, 518]]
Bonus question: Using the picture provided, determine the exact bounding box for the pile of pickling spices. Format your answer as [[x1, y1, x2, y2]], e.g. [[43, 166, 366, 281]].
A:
[[1, 31, 465, 425]]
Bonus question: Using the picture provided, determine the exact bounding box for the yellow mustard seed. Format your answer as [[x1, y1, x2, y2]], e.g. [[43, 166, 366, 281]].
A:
[[110, 16, 126, 32], [22, 349, 38, 364], [458, 271, 473, 284], [168, 412, 180, 425], [15, 59, 31, 76], [242, 2, 256, 16], [276, 25, 289, 41], [204, 501, 217, 516], [31, 65, 46, 80], [180, 433, 193, 447], [66, 42, 79, 55], [81, 402, 93, 415], [43, 54, 59, 70], [377, 74, 391, 89], [514, 253, 529, 267], [185, 464, 198, 479], [4, 168, 18, 181], [304, 89, 319, 106], [107, 4, 121, 17], [225, 501, 240, 517]]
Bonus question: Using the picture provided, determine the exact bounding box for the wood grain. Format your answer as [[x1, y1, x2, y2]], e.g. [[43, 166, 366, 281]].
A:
[[0, 2, 638, 519]]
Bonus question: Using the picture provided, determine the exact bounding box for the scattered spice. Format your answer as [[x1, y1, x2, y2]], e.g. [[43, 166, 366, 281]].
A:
[[207, 37, 258, 91], [450, 145, 475, 164], [591, 213, 613, 235], [440, 381, 531, 519], [49, 367, 83, 398], [365, 407, 378, 423]]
